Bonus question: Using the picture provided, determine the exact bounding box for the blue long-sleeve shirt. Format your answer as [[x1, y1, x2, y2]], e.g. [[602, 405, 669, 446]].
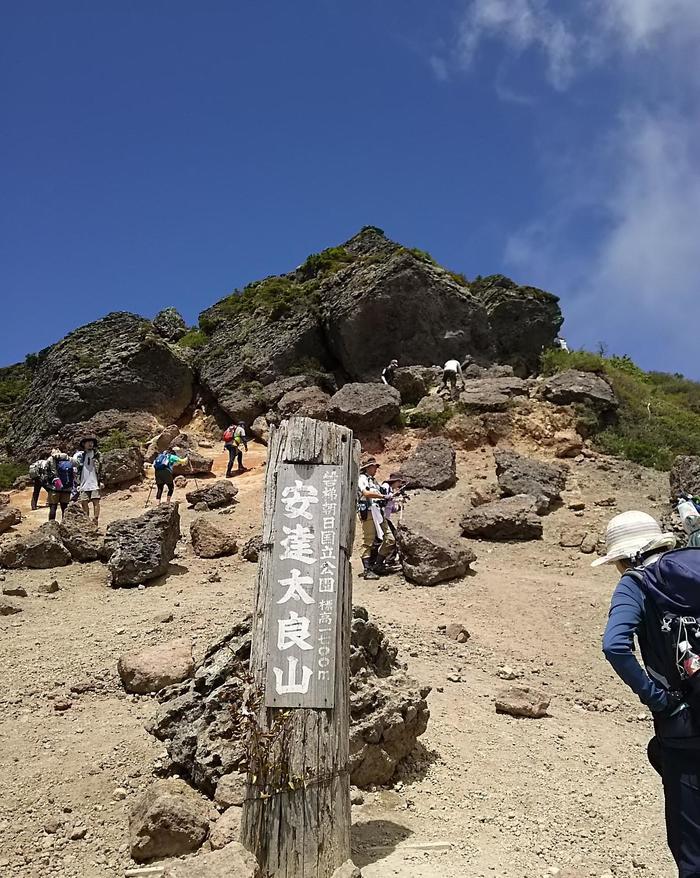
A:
[[602, 575, 669, 713]]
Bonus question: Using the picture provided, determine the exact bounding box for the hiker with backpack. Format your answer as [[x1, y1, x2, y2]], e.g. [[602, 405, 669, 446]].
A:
[[29, 457, 49, 510], [44, 448, 74, 521], [598, 510, 700, 877], [152, 447, 188, 503], [73, 437, 103, 525], [357, 457, 395, 580], [224, 422, 248, 477]]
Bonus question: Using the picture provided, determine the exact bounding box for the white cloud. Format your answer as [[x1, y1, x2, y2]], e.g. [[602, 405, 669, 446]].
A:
[[600, 0, 700, 51]]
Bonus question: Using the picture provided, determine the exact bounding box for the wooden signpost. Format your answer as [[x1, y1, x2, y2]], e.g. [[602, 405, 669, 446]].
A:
[[241, 417, 360, 877]]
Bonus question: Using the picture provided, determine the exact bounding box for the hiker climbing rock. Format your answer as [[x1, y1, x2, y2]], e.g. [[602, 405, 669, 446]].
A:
[[28, 456, 48, 510], [598, 510, 700, 877], [381, 359, 399, 387], [441, 358, 464, 398], [224, 421, 248, 477], [357, 457, 395, 580], [44, 448, 74, 521], [152, 447, 188, 504], [73, 437, 103, 526]]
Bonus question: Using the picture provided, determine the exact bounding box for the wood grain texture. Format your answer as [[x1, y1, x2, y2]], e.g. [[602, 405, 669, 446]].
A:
[[241, 417, 360, 878]]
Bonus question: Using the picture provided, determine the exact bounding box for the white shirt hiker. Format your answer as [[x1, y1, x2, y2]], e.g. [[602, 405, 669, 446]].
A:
[[79, 451, 99, 492]]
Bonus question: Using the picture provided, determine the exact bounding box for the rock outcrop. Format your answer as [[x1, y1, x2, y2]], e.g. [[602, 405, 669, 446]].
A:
[[327, 383, 401, 432], [105, 503, 181, 586], [7, 313, 194, 458], [541, 369, 618, 411], [189, 517, 237, 558], [494, 450, 567, 513], [128, 779, 209, 863], [398, 438, 457, 490], [147, 608, 430, 796], [185, 481, 238, 510], [460, 495, 543, 541], [670, 455, 700, 501], [397, 523, 476, 586], [101, 446, 145, 486], [153, 307, 188, 342]]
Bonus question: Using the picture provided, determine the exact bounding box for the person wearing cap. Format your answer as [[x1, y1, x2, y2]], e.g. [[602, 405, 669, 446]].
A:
[[381, 359, 399, 387], [73, 437, 103, 525], [357, 457, 395, 580], [597, 510, 700, 877]]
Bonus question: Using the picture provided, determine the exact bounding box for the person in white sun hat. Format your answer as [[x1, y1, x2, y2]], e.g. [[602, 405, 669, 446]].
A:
[[598, 510, 700, 878]]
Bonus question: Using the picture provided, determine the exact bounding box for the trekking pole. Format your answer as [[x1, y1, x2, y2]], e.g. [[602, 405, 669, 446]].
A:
[[145, 481, 154, 507]]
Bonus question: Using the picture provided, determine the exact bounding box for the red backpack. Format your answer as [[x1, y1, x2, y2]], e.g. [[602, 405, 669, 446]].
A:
[[223, 427, 235, 443]]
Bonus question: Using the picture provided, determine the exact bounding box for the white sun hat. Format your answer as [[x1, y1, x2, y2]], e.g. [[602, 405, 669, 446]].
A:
[[591, 510, 677, 567]]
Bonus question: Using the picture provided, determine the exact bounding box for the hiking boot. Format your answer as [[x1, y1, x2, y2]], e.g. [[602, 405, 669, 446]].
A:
[[363, 569, 380, 580]]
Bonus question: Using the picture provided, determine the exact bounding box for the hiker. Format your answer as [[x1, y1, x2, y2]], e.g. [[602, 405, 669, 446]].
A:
[[381, 359, 399, 387], [29, 457, 48, 510], [554, 336, 570, 353], [224, 422, 248, 476], [152, 447, 189, 503], [357, 457, 395, 580], [441, 358, 464, 396], [598, 510, 700, 877], [73, 437, 103, 525], [44, 448, 74, 521], [380, 473, 407, 537]]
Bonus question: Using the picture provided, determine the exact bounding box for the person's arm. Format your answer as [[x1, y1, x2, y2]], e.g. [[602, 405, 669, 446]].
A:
[[380, 367, 388, 385], [602, 576, 668, 712]]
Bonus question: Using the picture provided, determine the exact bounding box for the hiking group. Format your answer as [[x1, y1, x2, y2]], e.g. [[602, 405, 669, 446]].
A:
[[381, 356, 466, 400], [29, 437, 104, 524]]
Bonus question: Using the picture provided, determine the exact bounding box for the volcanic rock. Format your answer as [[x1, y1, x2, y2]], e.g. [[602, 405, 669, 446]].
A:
[[105, 503, 181, 586], [397, 523, 476, 586], [128, 778, 209, 863], [251, 415, 270, 445], [241, 535, 263, 562], [208, 808, 242, 850], [153, 307, 188, 342], [58, 504, 105, 562], [22, 523, 72, 569], [443, 414, 488, 450], [0, 596, 23, 616], [0, 505, 21, 535], [277, 386, 330, 420], [393, 366, 439, 405], [670, 455, 700, 501], [189, 518, 237, 559], [327, 383, 401, 432], [214, 773, 246, 808], [410, 394, 446, 422], [118, 638, 195, 694], [460, 495, 543, 541], [101, 446, 145, 486], [495, 449, 567, 513], [398, 437, 456, 490], [541, 369, 618, 411], [495, 686, 550, 719], [185, 481, 238, 510], [145, 424, 181, 461], [173, 451, 214, 476]]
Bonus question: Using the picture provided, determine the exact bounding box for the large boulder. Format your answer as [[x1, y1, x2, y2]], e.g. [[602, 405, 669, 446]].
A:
[[0, 536, 26, 570], [670, 456, 700, 501], [153, 307, 188, 342], [277, 386, 330, 420], [189, 518, 237, 559], [494, 449, 567, 513], [118, 638, 195, 694], [7, 312, 194, 459], [185, 481, 238, 510], [58, 504, 105, 562], [396, 523, 476, 586], [327, 383, 400, 432], [398, 438, 456, 490], [105, 503, 181, 587], [101, 446, 145, 486], [0, 505, 21, 535], [409, 394, 446, 424], [128, 779, 209, 863], [458, 386, 510, 412], [460, 495, 543, 541], [162, 842, 258, 878], [393, 366, 438, 405], [145, 424, 181, 462], [23, 522, 72, 569], [173, 450, 214, 476], [147, 608, 430, 795], [209, 809, 242, 851], [541, 369, 618, 411]]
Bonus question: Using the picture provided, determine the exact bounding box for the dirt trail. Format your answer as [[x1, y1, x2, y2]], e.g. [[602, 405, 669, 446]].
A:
[[0, 435, 678, 877]]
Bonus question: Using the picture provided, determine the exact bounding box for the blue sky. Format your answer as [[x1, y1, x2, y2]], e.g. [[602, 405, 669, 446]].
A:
[[2, 1, 699, 375]]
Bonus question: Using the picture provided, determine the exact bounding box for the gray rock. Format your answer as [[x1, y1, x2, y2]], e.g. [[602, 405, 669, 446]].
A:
[[173, 450, 214, 476], [495, 686, 550, 719], [393, 366, 439, 405], [145, 424, 181, 462], [2, 584, 27, 597], [214, 773, 246, 808], [241, 535, 263, 562], [495, 450, 567, 513], [398, 438, 456, 491], [410, 394, 446, 422], [24, 524, 72, 569], [101, 446, 145, 486], [0, 596, 22, 615], [7, 312, 194, 459], [147, 608, 430, 795], [327, 383, 401, 432], [161, 841, 258, 878], [460, 495, 543, 541], [185, 481, 238, 510], [331, 862, 363, 878], [209, 808, 242, 850], [153, 307, 188, 342], [105, 503, 181, 587], [541, 369, 618, 410], [189, 518, 237, 559], [0, 536, 26, 569], [670, 455, 700, 502], [277, 386, 330, 420], [58, 504, 105, 562], [128, 778, 209, 863], [0, 505, 21, 535], [458, 386, 510, 412], [397, 523, 476, 586], [251, 415, 270, 446], [39, 578, 60, 594], [118, 638, 195, 694], [445, 622, 470, 643]]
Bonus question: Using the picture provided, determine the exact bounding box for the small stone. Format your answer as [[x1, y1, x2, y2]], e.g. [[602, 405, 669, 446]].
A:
[[495, 686, 550, 719], [0, 596, 23, 616], [2, 584, 27, 597], [53, 700, 72, 711], [39, 579, 60, 595], [445, 623, 470, 643], [497, 666, 519, 681], [69, 826, 87, 841], [113, 787, 128, 800], [43, 816, 62, 834], [350, 789, 365, 806]]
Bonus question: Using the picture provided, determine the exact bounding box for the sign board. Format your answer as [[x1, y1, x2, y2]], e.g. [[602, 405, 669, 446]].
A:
[[264, 463, 343, 709]]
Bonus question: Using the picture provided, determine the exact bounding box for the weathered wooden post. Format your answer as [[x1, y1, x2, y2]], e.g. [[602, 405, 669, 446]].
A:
[[241, 417, 360, 877]]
